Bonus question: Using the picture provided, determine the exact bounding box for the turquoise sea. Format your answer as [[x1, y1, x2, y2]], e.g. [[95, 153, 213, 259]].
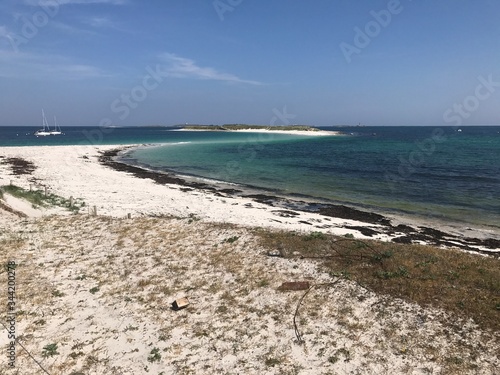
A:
[[1, 126, 499, 231]]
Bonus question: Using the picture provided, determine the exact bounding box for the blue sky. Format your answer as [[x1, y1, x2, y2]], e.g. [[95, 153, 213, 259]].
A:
[[1, 0, 499, 126]]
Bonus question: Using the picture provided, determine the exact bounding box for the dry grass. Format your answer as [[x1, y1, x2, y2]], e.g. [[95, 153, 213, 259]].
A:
[[1, 213, 498, 374], [254, 229, 500, 332]]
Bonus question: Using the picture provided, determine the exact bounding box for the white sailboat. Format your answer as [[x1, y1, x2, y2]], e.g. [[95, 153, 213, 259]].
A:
[[34, 109, 51, 136], [49, 116, 63, 135]]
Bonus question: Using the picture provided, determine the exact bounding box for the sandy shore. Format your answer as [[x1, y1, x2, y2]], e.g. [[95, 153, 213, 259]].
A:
[[0, 145, 389, 240], [0, 145, 498, 253], [0, 145, 499, 374]]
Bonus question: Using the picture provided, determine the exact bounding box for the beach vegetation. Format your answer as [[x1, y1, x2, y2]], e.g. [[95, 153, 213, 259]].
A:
[[147, 347, 161, 363], [42, 343, 59, 357], [124, 325, 139, 332], [255, 229, 500, 332], [0, 184, 85, 213], [264, 357, 282, 367], [328, 347, 351, 363], [159, 334, 169, 341], [329, 270, 351, 279], [257, 279, 270, 287], [224, 235, 239, 244], [0, 232, 26, 252], [216, 305, 228, 315], [52, 289, 65, 297], [69, 351, 85, 360], [1, 185, 44, 206], [137, 278, 153, 288], [89, 286, 100, 294], [304, 231, 327, 241], [376, 266, 409, 279]]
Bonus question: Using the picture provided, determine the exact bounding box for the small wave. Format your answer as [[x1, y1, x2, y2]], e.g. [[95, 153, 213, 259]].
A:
[[149, 141, 194, 148], [174, 174, 241, 186]]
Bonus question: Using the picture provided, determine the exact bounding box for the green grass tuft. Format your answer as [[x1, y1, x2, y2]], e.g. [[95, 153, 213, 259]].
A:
[[42, 343, 59, 358], [0, 185, 85, 213]]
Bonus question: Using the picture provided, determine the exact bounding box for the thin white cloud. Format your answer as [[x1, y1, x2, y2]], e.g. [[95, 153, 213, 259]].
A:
[[0, 49, 108, 80], [161, 53, 262, 85]]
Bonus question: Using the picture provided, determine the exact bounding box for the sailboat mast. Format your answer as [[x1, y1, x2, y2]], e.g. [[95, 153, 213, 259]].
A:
[[43, 109, 49, 130]]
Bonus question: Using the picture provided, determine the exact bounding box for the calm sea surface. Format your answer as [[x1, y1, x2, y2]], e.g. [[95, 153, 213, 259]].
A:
[[1, 126, 499, 230]]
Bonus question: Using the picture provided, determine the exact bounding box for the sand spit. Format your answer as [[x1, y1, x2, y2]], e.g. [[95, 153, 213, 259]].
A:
[[0, 214, 498, 374], [173, 128, 341, 136]]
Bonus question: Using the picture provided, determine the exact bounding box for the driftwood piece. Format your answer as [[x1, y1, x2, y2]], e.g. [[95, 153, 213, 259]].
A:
[[278, 281, 310, 291]]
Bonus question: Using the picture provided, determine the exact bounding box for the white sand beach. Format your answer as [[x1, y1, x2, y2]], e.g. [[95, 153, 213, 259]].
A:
[[0, 145, 388, 241], [0, 145, 499, 374], [1, 145, 498, 250]]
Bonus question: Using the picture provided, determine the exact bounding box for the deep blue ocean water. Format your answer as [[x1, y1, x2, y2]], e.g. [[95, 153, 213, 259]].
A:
[[1, 125, 499, 230]]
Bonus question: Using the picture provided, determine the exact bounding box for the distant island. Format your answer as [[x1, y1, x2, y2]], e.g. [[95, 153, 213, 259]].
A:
[[177, 124, 341, 136], [181, 124, 322, 132]]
